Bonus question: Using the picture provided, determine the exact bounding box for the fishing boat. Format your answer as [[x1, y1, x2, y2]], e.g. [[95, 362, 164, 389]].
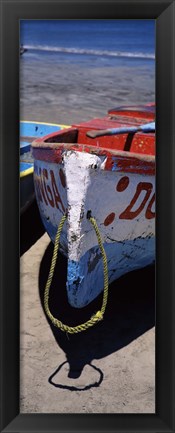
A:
[[32, 104, 155, 331], [20, 121, 69, 213]]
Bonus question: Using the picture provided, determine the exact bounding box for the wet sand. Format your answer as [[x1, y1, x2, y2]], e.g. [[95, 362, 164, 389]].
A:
[[20, 61, 155, 413]]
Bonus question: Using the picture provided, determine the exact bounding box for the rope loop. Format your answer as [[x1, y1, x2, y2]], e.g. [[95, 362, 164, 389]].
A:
[[44, 213, 109, 334]]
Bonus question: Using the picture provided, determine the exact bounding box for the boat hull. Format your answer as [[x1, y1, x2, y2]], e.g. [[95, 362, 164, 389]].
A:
[[33, 148, 155, 307], [32, 106, 155, 308], [20, 121, 69, 213]]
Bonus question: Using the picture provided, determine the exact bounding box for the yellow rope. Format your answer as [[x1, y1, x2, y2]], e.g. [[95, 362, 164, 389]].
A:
[[44, 214, 109, 334]]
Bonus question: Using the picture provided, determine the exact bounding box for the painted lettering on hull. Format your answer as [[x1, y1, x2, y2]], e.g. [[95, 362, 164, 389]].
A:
[[104, 176, 155, 225], [34, 167, 65, 213], [119, 181, 155, 220], [35, 167, 155, 224]]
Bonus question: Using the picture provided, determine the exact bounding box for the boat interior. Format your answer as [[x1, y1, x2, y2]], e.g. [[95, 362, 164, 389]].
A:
[[44, 113, 155, 156]]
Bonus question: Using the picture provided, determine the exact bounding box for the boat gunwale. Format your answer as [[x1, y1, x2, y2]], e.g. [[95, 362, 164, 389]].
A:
[[32, 139, 155, 164], [20, 166, 34, 178], [20, 121, 71, 178], [20, 120, 70, 129]]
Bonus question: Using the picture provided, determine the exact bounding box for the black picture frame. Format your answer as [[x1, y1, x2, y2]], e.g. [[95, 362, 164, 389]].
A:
[[1, 0, 174, 432]]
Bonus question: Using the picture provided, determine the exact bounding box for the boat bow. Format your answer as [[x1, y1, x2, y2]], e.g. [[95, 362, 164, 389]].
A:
[[63, 150, 106, 306], [32, 105, 155, 309]]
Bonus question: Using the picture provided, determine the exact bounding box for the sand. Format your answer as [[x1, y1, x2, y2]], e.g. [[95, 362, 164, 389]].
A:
[[20, 201, 155, 414], [20, 63, 155, 124], [20, 59, 155, 413]]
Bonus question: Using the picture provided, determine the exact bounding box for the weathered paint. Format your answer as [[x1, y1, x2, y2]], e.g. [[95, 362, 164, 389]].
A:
[[32, 107, 155, 307], [86, 121, 155, 138], [20, 121, 69, 138], [33, 150, 155, 307], [20, 163, 33, 178], [32, 145, 155, 175], [20, 121, 70, 213], [66, 236, 155, 307]]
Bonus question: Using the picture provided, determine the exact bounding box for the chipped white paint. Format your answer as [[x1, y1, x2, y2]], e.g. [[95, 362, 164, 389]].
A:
[[34, 150, 155, 308], [63, 151, 105, 261]]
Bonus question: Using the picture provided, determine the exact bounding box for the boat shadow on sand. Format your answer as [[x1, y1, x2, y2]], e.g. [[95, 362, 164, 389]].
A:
[[20, 199, 45, 256], [39, 243, 155, 391]]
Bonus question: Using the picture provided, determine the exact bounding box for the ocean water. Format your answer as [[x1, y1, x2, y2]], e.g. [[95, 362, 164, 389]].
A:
[[20, 20, 155, 67], [20, 20, 155, 124]]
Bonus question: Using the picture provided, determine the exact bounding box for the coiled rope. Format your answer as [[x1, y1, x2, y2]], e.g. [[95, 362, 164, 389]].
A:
[[44, 213, 109, 334]]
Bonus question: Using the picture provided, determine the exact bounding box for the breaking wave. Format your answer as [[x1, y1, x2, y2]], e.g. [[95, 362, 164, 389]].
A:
[[24, 45, 155, 60]]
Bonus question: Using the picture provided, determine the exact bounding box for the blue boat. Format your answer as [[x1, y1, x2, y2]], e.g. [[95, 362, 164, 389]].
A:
[[20, 121, 69, 213]]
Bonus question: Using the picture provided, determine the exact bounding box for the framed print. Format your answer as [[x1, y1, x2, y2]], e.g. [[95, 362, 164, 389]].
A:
[[1, 1, 175, 433], [20, 16, 156, 414]]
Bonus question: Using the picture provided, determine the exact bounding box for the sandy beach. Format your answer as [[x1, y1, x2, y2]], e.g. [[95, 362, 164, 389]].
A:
[[20, 44, 155, 413], [20, 201, 155, 413], [20, 62, 155, 124]]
